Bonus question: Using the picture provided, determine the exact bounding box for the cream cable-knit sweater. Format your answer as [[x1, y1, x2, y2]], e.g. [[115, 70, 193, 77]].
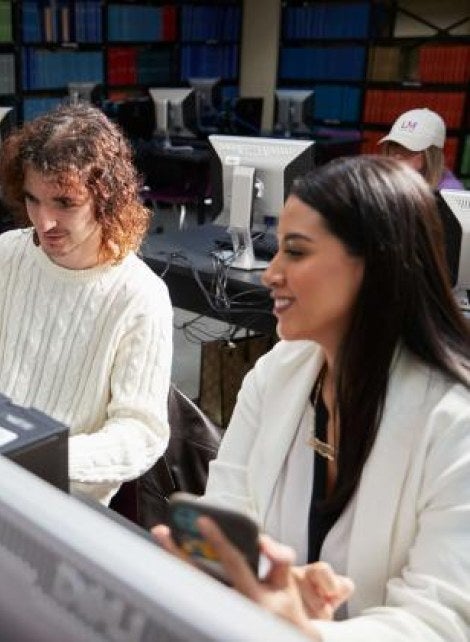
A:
[[0, 229, 173, 504]]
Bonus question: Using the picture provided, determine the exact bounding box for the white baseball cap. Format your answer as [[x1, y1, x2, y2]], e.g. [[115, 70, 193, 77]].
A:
[[378, 108, 446, 151]]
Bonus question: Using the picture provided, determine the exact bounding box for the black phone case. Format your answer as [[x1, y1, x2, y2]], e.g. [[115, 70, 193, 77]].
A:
[[169, 492, 259, 574]]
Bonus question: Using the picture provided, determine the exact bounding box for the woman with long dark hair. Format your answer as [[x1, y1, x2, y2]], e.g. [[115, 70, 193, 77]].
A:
[[156, 155, 469, 641]]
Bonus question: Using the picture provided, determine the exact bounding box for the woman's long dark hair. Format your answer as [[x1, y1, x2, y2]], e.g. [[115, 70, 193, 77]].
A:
[[291, 155, 470, 514]]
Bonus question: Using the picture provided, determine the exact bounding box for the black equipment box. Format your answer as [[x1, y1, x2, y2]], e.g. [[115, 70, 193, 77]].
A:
[[0, 393, 69, 492]]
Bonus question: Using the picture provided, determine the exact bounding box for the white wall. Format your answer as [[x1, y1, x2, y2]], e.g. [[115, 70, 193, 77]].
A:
[[240, 0, 281, 131]]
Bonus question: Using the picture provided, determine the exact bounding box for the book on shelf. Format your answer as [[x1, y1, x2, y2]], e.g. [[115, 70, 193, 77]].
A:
[[0, 0, 12, 42], [283, 3, 370, 39], [43, 5, 54, 43], [22, 47, 103, 90], [443, 136, 459, 171], [460, 136, 470, 176], [181, 44, 239, 80], [162, 4, 177, 42], [314, 85, 362, 122], [108, 4, 177, 43], [418, 45, 470, 84], [0, 53, 14, 94], [363, 89, 466, 129], [107, 47, 137, 86], [61, 6, 69, 42], [279, 46, 366, 81], [367, 46, 402, 82], [181, 4, 241, 41]]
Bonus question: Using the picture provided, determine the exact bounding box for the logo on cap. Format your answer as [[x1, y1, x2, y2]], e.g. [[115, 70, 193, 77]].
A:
[[400, 120, 418, 133]]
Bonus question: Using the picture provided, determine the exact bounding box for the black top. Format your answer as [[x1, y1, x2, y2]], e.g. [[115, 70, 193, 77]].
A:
[[307, 393, 341, 563]]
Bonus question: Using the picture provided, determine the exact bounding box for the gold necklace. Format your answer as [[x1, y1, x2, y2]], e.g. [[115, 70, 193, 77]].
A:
[[307, 366, 336, 461]]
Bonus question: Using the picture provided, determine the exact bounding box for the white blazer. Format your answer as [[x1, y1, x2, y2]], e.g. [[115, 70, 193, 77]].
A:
[[205, 340, 470, 641]]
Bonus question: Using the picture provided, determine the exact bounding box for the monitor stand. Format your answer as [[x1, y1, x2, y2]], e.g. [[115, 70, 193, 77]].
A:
[[161, 132, 193, 153], [455, 288, 470, 313], [215, 165, 268, 271], [226, 228, 268, 271], [155, 98, 193, 153]]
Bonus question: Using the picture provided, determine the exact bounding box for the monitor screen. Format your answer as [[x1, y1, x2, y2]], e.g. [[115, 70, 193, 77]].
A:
[[115, 96, 155, 142], [436, 189, 470, 301], [188, 77, 221, 126], [209, 134, 314, 269], [0, 456, 307, 642], [0, 108, 15, 231], [274, 89, 315, 137], [149, 88, 198, 139], [0, 106, 15, 148], [232, 97, 264, 136]]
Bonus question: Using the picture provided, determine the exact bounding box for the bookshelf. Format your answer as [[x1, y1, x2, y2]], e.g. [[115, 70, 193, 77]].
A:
[[0, 0, 14, 107], [107, 1, 242, 103], [277, 0, 470, 178], [1, 1, 242, 124]]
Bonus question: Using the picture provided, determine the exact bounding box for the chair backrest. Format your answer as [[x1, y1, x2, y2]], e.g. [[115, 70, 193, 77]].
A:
[[110, 384, 222, 529]]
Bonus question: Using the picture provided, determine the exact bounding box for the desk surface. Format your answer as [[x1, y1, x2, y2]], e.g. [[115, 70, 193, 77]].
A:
[[142, 225, 276, 333]]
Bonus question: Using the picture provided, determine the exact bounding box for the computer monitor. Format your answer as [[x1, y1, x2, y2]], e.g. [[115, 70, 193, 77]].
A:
[[67, 82, 103, 105], [0, 108, 15, 231], [232, 97, 264, 136], [0, 106, 14, 148], [0, 456, 306, 642], [149, 87, 198, 144], [209, 134, 315, 270], [115, 96, 155, 142], [188, 77, 221, 127], [436, 189, 470, 311], [274, 89, 315, 138]]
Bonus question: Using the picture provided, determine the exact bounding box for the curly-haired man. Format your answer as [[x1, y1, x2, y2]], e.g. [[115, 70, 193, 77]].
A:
[[0, 103, 173, 504]]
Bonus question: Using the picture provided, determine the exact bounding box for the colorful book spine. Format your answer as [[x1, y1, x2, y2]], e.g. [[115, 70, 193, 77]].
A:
[[107, 47, 137, 86], [0, 53, 14, 93], [460, 136, 470, 176], [279, 46, 366, 81], [363, 89, 466, 129], [21, 1, 101, 44], [162, 5, 177, 42], [418, 45, 470, 84], [108, 4, 177, 42], [180, 44, 239, 80], [181, 5, 241, 41], [283, 3, 371, 39], [22, 47, 103, 90], [0, 0, 12, 42]]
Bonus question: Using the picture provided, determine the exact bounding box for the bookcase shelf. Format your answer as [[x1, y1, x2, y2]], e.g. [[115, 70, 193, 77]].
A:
[[278, 0, 470, 178], [2, 0, 242, 124]]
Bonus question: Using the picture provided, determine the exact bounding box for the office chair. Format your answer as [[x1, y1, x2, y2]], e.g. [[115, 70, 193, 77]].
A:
[[109, 384, 222, 528], [137, 143, 213, 229]]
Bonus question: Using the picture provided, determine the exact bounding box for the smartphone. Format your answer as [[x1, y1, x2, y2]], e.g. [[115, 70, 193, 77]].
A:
[[168, 492, 259, 583]]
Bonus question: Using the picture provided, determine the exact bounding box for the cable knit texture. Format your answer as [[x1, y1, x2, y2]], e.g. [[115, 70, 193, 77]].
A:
[[0, 229, 173, 504]]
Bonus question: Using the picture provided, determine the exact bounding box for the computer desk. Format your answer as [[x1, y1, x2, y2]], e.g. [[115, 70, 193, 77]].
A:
[[141, 224, 276, 334]]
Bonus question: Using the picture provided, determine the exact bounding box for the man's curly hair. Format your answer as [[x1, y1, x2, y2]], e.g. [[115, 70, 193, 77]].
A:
[[0, 103, 150, 263]]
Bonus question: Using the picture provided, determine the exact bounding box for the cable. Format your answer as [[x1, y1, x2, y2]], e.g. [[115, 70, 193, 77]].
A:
[[153, 249, 274, 321]]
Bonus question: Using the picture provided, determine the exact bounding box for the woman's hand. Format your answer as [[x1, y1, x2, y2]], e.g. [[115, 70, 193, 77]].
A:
[[153, 519, 353, 640], [291, 562, 354, 620], [197, 517, 322, 639]]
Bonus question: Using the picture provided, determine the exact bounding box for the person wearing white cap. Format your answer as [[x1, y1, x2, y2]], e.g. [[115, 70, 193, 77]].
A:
[[378, 108, 463, 190]]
